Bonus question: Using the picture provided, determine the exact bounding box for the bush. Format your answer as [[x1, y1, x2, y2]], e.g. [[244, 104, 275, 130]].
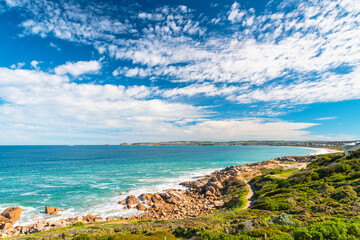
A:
[[268, 213, 294, 225], [269, 233, 294, 240], [197, 231, 251, 240], [253, 197, 291, 211], [225, 196, 246, 209], [294, 221, 360, 240], [73, 222, 86, 227], [173, 226, 198, 238], [331, 185, 357, 203], [73, 233, 92, 240], [347, 149, 360, 159], [92, 232, 177, 240]]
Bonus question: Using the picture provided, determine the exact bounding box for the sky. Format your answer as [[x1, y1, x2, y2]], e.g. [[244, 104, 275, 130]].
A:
[[0, 0, 359, 144]]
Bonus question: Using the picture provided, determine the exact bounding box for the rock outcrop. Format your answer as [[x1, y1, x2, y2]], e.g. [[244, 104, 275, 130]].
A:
[[45, 206, 61, 215], [125, 156, 312, 221], [135, 203, 147, 211], [1, 207, 23, 224], [0, 214, 111, 238], [126, 195, 140, 205]]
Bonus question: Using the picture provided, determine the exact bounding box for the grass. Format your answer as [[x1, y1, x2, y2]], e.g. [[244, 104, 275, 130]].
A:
[[270, 168, 300, 178]]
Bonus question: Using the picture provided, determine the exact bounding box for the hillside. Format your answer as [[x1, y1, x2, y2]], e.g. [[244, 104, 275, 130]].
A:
[[9, 151, 360, 239]]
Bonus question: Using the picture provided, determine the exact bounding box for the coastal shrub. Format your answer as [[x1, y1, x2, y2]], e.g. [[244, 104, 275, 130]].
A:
[[91, 232, 177, 240], [309, 155, 338, 168], [348, 171, 360, 180], [253, 197, 291, 211], [269, 233, 294, 240], [248, 228, 291, 239], [293, 221, 360, 240], [198, 231, 255, 240], [73, 233, 92, 240], [306, 171, 320, 181], [253, 197, 277, 211], [173, 226, 198, 238], [73, 222, 86, 227], [263, 188, 292, 197], [331, 185, 357, 203], [268, 213, 294, 226], [197, 230, 218, 240], [346, 149, 360, 159], [225, 196, 247, 209]]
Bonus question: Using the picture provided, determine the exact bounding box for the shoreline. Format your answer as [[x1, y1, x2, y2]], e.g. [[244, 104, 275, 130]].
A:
[[0, 147, 339, 238], [8, 146, 326, 227]]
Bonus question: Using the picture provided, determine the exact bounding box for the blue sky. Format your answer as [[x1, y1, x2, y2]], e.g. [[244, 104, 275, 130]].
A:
[[0, 0, 359, 144]]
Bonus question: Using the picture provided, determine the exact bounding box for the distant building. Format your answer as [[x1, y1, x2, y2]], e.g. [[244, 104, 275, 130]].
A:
[[343, 142, 360, 156]]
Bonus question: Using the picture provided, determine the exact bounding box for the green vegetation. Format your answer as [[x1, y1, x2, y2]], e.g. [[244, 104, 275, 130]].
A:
[[16, 151, 360, 240], [268, 168, 300, 178]]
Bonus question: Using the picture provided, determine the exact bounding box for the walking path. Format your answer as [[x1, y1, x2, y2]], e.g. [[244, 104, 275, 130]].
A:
[[243, 180, 256, 209], [242, 162, 310, 209]]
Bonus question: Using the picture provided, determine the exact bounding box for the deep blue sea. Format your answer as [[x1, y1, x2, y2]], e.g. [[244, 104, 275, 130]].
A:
[[0, 145, 325, 225]]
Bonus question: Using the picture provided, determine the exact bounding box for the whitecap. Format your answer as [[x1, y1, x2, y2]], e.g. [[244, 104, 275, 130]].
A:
[[20, 191, 39, 196]]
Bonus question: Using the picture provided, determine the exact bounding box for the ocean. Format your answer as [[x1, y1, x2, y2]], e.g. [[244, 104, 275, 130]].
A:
[[0, 145, 325, 226]]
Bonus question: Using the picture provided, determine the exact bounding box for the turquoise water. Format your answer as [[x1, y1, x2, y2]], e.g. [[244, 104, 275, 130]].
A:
[[0, 145, 324, 225]]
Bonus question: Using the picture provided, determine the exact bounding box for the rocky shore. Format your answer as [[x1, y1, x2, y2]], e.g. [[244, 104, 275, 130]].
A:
[[0, 155, 315, 238]]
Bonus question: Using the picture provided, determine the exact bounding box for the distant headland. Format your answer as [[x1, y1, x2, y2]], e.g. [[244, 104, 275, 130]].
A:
[[119, 140, 355, 150]]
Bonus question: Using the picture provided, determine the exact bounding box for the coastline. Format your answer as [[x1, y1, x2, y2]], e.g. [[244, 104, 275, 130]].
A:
[[0, 147, 339, 238]]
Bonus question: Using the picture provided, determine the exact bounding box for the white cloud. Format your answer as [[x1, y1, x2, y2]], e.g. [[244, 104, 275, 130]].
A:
[[138, 12, 165, 21], [178, 119, 318, 141], [4, 0, 23, 7], [54, 60, 102, 77], [229, 66, 360, 104], [314, 117, 338, 121], [162, 83, 242, 98], [228, 2, 247, 23], [0, 66, 325, 144], [30, 60, 40, 70], [49, 42, 61, 51], [10, 62, 25, 69], [0, 67, 210, 143]]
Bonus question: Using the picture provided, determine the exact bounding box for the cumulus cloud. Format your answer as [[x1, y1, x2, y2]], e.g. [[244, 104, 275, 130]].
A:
[[0, 66, 346, 143], [54, 60, 101, 77], [0, 67, 209, 143], [228, 2, 247, 23]]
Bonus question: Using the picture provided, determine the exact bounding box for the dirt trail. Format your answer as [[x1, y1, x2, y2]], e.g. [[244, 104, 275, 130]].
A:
[[242, 180, 256, 209], [242, 162, 309, 209]]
